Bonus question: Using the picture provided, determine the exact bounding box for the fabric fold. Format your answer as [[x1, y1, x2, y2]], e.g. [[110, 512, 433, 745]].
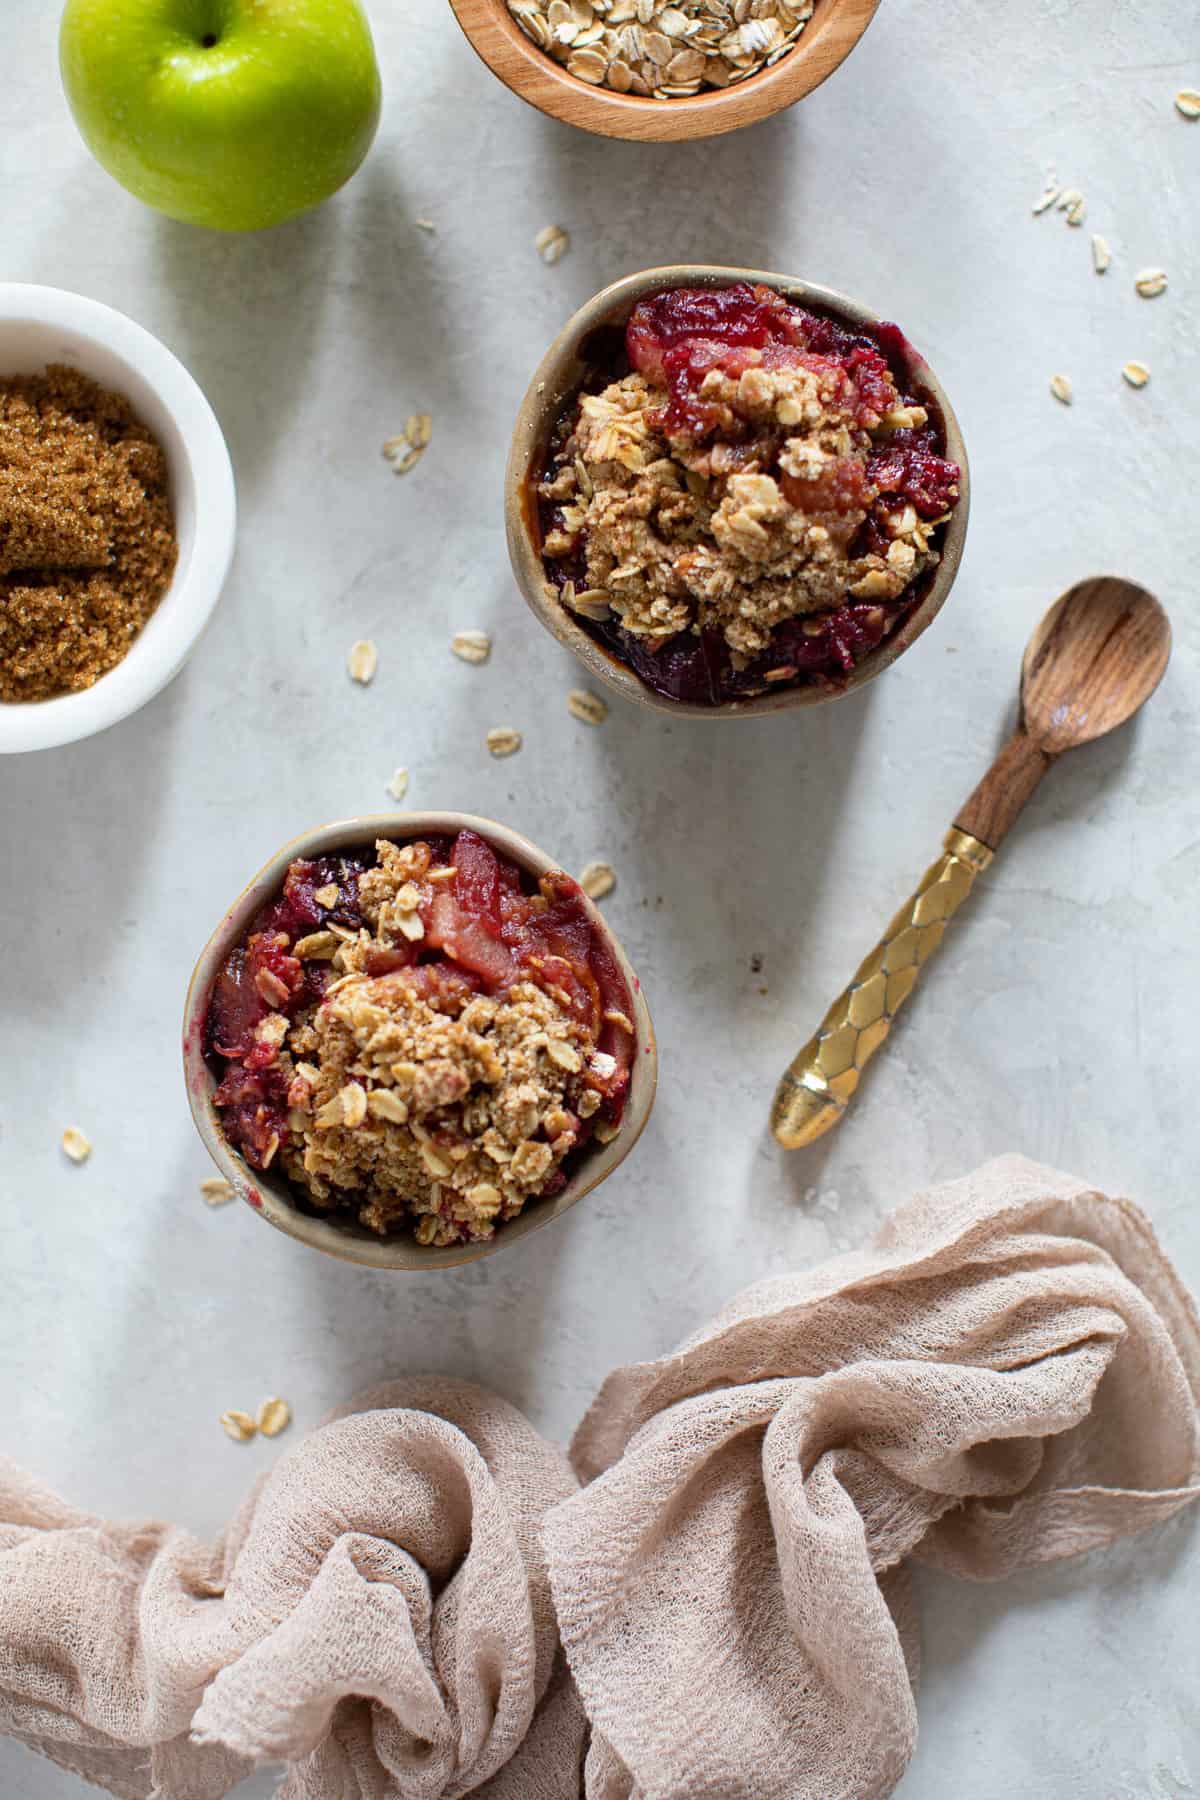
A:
[[545, 1155, 1200, 1800], [0, 1379, 584, 1799]]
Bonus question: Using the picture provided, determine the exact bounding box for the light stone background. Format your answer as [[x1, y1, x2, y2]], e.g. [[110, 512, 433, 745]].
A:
[[2, 0, 1198, 1794]]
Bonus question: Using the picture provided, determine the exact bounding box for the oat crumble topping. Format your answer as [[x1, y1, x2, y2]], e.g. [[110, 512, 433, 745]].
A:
[[283, 969, 594, 1241]]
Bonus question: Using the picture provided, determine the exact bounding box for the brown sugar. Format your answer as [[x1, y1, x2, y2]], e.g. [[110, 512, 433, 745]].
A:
[[0, 365, 178, 703]]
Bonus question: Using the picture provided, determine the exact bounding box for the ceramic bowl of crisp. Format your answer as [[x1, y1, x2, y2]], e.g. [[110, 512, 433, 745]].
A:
[[506, 264, 970, 719], [183, 813, 658, 1270], [0, 283, 235, 754]]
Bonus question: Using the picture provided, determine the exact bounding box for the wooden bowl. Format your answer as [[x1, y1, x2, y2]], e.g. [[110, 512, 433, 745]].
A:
[[448, 0, 880, 141], [182, 813, 658, 1271], [505, 264, 970, 720]]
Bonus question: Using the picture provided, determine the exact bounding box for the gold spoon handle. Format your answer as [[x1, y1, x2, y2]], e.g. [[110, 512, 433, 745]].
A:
[[770, 828, 994, 1148], [771, 729, 1054, 1150]]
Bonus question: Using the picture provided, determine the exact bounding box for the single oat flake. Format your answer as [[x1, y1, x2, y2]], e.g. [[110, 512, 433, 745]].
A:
[[1175, 89, 1200, 119], [61, 1127, 91, 1164], [452, 629, 492, 664], [566, 586, 611, 621], [258, 1397, 292, 1438], [1050, 374, 1073, 406], [580, 860, 616, 899], [221, 1411, 257, 1444], [383, 414, 431, 476], [200, 1176, 235, 1206], [1091, 234, 1111, 274], [535, 224, 570, 265], [386, 767, 410, 801], [348, 640, 378, 684], [546, 1038, 583, 1072], [567, 688, 609, 725], [486, 726, 523, 757], [1032, 186, 1060, 215], [382, 436, 420, 476], [1122, 361, 1151, 388], [292, 931, 339, 960], [1135, 268, 1167, 298]]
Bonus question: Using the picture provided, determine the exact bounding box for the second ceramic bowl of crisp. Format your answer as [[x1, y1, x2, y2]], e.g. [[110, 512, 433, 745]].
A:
[[505, 264, 970, 720], [183, 813, 658, 1271]]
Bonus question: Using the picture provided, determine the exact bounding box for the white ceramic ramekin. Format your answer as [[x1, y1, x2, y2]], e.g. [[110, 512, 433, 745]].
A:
[[0, 283, 236, 754]]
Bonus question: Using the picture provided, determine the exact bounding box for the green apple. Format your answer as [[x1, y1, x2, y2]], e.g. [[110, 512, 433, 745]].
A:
[[60, 0, 382, 231]]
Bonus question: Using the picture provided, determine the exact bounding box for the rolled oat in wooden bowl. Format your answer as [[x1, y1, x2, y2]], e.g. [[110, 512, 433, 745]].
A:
[[448, 0, 880, 140], [183, 814, 657, 1271], [506, 265, 970, 718]]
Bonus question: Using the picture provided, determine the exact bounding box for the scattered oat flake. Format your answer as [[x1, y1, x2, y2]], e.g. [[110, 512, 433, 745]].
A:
[[382, 435, 421, 475], [1135, 268, 1167, 298], [1056, 188, 1083, 214], [221, 1411, 257, 1443], [1064, 195, 1086, 227], [486, 726, 522, 757], [415, 217, 437, 231], [1091, 233, 1111, 274], [1050, 374, 1073, 405], [348, 639, 378, 684], [535, 224, 570, 265], [580, 860, 616, 899], [61, 1127, 91, 1164], [567, 688, 608, 725], [1175, 89, 1200, 119], [200, 1176, 235, 1206], [386, 767, 410, 801], [258, 1397, 292, 1438], [452, 629, 492, 664], [383, 415, 430, 474], [1122, 361, 1150, 388], [1032, 186, 1060, 214]]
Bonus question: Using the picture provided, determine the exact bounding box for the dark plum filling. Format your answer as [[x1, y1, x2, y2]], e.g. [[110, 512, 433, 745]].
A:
[[537, 283, 960, 707]]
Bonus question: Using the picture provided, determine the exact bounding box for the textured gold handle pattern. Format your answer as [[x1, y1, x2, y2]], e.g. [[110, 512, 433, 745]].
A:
[[770, 828, 994, 1148]]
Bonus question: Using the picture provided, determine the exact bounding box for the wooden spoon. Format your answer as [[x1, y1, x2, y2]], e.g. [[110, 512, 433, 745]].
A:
[[771, 576, 1171, 1149]]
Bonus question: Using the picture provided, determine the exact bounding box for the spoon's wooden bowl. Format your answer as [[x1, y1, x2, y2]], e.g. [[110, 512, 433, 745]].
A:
[[506, 264, 970, 720], [183, 813, 658, 1271], [1021, 575, 1171, 753], [448, 0, 880, 141]]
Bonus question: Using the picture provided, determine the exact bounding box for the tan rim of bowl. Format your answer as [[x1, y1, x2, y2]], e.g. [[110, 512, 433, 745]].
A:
[[447, 0, 881, 141], [505, 263, 970, 720], [182, 813, 658, 1271]]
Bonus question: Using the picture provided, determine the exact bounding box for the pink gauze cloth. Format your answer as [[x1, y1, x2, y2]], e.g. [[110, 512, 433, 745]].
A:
[[2, 1157, 1199, 1800]]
